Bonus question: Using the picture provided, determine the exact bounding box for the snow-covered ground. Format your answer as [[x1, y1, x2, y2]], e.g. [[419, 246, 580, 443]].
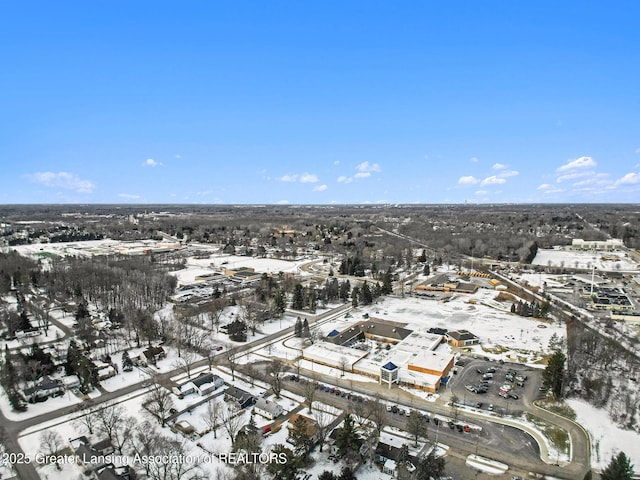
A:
[[532, 247, 639, 272], [171, 254, 312, 285], [567, 399, 640, 474], [367, 293, 565, 363]]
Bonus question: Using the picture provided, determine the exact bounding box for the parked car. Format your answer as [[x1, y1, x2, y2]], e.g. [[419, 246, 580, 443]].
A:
[[509, 393, 519, 400], [488, 404, 494, 411], [486, 367, 496, 373], [463, 424, 471, 432]]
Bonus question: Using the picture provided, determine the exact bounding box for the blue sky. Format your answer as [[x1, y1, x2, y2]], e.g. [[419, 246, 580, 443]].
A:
[[1, 1, 639, 204]]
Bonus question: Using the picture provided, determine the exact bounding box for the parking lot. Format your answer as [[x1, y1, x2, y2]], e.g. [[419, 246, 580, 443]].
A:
[[449, 356, 545, 415]]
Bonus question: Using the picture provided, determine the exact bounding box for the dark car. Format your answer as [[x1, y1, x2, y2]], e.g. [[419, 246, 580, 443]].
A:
[[448, 421, 455, 429], [433, 417, 439, 426]]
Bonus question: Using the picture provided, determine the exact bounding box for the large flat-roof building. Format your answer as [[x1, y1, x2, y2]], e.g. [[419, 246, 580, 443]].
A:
[[304, 328, 453, 393]]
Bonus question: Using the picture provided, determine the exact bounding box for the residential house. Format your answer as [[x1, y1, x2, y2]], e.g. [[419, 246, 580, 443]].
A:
[[224, 386, 255, 409], [97, 465, 136, 480], [174, 372, 224, 398], [286, 413, 320, 445], [375, 442, 416, 478], [140, 346, 166, 365], [21, 376, 64, 403], [253, 397, 284, 420], [70, 436, 114, 471]]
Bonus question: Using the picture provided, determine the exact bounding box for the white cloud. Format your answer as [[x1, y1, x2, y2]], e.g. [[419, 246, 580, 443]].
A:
[[313, 184, 328, 192], [354, 172, 371, 179], [557, 171, 588, 183], [492, 163, 506, 170], [279, 172, 318, 183], [635, 148, 640, 154], [276, 200, 290, 205], [458, 176, 479, 185], [174, 154, 182, 159], [337, 176, 352, 184], [143, 158, 162, 167], [498, 169, 519, 178], [118, 193, 141, 199], [356, 161, 381, 173], [538, 184, 564, 193], [474, 190, 489, 196], [469, 157, 479, 163], [480, 176, 506, 186], [615, 172, 640, 186], [557, 156, 596, 172], [299, 173, 319, 183], [334, 161, 341, 165], [29, 172, 95, 193]]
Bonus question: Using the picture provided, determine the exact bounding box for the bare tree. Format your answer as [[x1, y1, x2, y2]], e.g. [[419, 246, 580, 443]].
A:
[[312, 403, 336, 453], [349, 399, 371, 429], [303, 381, 316, 413], [267, 359, 286, 399], [220, 403, 243, 444], [73, 403, 99, 435], [95, 403, 126, 443], [145, 382, 174, 426], [39, 430, 64, 470], [369, 395, 387, 435], [406, 410, 427, 447], [339, 356, 348, 377], [111, 415, 138, 454], [205, 298, 226, 333], [226, 347, 238, 381], [147, 436, 204, 480], [173, 349, 197, 379], [130, 421, 164, 478], [202, 399, 222, 439]]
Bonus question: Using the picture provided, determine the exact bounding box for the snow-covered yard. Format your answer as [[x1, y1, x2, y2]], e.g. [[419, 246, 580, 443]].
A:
[[567, 399, 640, 474]]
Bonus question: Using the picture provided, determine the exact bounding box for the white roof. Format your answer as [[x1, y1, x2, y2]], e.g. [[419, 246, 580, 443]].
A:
[[303, 342, 369, 370]]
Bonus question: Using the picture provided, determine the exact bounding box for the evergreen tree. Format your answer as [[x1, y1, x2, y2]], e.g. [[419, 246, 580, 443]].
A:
[[412, 450, 446, 480], [289, 415, 313, 459], [338, 466, 356, 480], [339, 280, 351, 301], [351, 287, 360, 308], [266, 445, 301, 480], [335, 414, 360, 457], [361, 282, 373, 305], [318, 471, 337, 480], [422, 264, 430, 276], [65, 340, 81, 376], [542, 350, 566, 399], [292, 284, 305, 310], [302, 318, 310, 338], [274, 290, 287, 315], [122, 350, 133, 371], [75, 299, 90, 321], [18, 310, 32, 331], [381, 269, 393, 295], [601, 451, 634, 480], [1, 346, 17, 390], [294, 317, 302, 337]]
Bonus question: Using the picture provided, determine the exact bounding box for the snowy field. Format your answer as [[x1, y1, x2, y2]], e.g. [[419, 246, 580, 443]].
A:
[[365, 292, 564, 363], [533, 247, 639, 272], [567, 399, 640, 474], [171, 254, 312, 285]]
